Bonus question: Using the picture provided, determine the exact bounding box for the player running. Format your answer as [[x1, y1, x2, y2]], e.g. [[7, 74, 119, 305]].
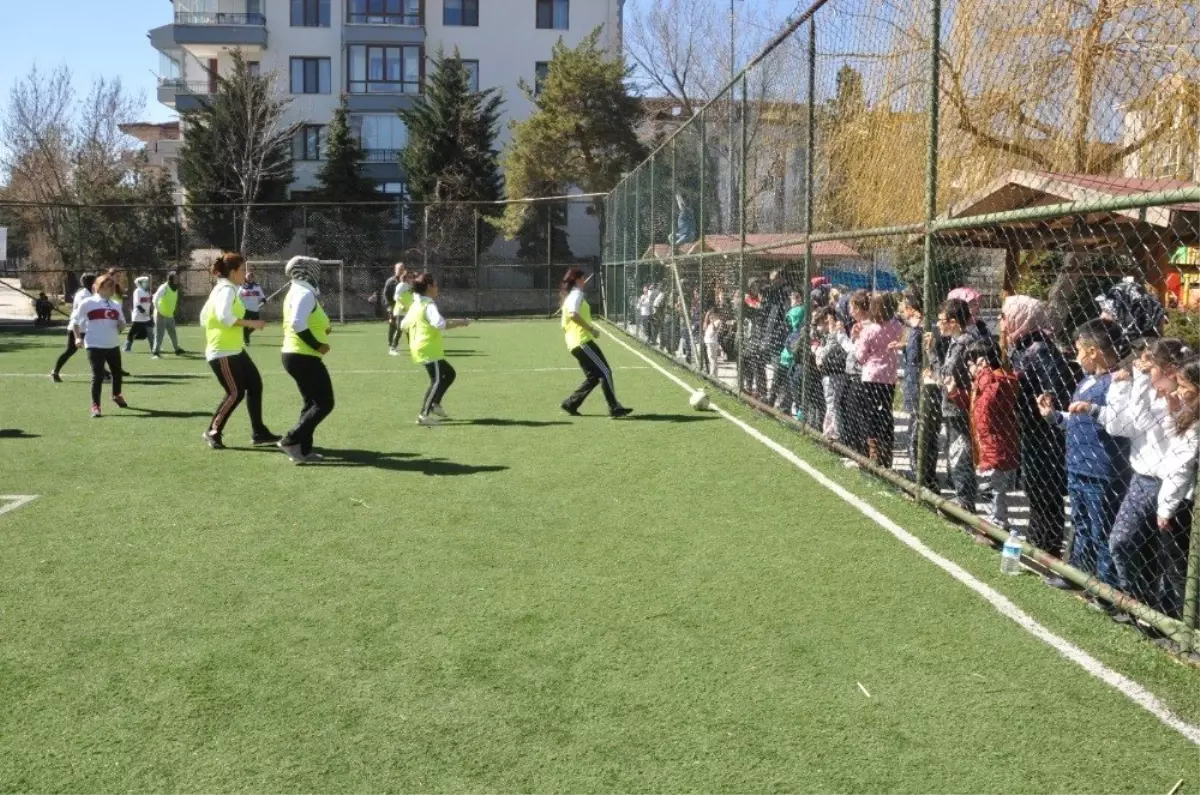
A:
[[278, 257, 335, 464], [559, 267, 632, 418], [389, 266, 414, 356], [400, 273, 471, 425], [125, 276, 154, 353], [239, 269, 267, 345], [69, 273, 128, 418], [50, 272, 96, 383], [199, 253, 280, 450]]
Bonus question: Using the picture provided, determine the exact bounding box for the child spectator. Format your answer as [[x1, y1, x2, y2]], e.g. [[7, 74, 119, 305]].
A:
[[33, 292, 53, 325], [855, 292, 903, 467], [1077, 338, 1189, 609], [702, 305, 724, 377], [958, 339, 1020, 528], [1156, 357, 1198, 618], [637, 285, 654, 341], [771, 291, 807, 415], [813, 306, 847, 441], [895, 288, 923, 418], [931, 298, 978, 512], [1039, 318, 1130, 590], [839, 290, 870, 457]]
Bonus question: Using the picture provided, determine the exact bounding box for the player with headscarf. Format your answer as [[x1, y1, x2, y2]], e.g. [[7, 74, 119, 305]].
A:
[[277, 256, 334, 464]]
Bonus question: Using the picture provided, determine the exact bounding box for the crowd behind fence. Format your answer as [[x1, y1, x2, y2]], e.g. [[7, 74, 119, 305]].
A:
[[0, 197, 601, 322], [602, 0, 1200, 656]]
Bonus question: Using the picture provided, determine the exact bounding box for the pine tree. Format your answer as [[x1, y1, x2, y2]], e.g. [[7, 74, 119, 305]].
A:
[[177, 51, 296, 253], [515, 191, 572, 264], [309, 97, 387, 264], [399, 49, 504, 265], [500, 29, 646, 246]]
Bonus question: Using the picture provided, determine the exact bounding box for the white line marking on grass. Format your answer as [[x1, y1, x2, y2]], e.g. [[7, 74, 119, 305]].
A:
[[0, 495, 38, 517], [0, 366, 650, 378], [857, 682, 872, 699], [602, 324, 1200, 747]]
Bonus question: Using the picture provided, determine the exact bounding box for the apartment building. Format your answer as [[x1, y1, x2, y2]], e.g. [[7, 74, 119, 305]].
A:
[[1122, 77, 1199, 182], [149, 0, 624, 203]]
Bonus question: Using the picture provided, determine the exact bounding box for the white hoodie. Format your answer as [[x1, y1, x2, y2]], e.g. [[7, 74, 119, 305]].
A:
[[131, 281, 153, 323]]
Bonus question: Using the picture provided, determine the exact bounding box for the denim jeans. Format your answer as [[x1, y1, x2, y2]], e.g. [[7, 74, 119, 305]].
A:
[[1108, 473, 1158, 603], [1067, 472, 1123, 586], [944, 415, 977, 510]]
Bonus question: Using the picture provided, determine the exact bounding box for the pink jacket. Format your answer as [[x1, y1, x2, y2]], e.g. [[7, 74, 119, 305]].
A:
[[855, 318, 903, 384]]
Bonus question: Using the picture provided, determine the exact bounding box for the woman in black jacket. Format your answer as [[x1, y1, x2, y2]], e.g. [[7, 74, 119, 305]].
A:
[[1002, 295, 1074, 559]]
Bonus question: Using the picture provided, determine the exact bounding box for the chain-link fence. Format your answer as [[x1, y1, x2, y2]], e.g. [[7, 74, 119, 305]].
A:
[[604, 0, 1200, 657], [0, 197, 602, 323]]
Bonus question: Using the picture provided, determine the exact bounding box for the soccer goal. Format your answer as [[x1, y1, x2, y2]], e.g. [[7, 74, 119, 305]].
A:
[[247, 260, 346, 323]]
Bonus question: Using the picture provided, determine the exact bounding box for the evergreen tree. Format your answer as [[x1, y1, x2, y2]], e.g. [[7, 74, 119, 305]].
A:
[[515, 191, 572, 264], [501, 29, 646, 245], [309, 96, 387, 264], [177, 51, 296, 253], [399, 49, 504, 265]]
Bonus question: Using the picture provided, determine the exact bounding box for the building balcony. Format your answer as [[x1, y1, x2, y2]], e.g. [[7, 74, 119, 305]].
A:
[[362, 149, 401, 162], [156, 79, 214, 111], [149, 10, 267, 53]]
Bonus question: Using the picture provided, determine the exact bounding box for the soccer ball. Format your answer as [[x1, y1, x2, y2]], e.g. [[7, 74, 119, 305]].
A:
[[689, 389, 711, 411]]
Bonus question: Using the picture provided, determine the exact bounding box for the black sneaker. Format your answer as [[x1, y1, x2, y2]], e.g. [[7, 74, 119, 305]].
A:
[[202, 430, 225, 450], [610, 406, 634, 419], [1043, 575, 1082, 591], [561, 402, 581, 417], [49, 372, 62, 383], [102, 373, 112, 383], [173, 349, 187, 356], [252, 430, 282, 445]]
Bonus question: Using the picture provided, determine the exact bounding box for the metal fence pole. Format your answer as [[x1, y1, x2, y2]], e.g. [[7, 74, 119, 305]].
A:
[[174, 205, 182, 271], [422, 205, 430, 275], [302, 204, 309, 257], [338, 260, 346, 324], [736, 73, 748, 394], [915, 0, 942, 506], [473, 208, 482, 318], [800, 18, 817, 427], [546, 204, 554, 315]]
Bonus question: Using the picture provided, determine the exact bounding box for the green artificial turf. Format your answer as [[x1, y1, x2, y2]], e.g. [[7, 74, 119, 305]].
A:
[[0, 320, 1197, 793]]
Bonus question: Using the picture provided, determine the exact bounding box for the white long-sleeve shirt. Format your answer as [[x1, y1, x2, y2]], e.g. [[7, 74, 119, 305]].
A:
[[637, 294, 653, 317], [1157, 420, 1198, 521], [288, 280, 319, 333], [131, 286, 153, 323], [240, 282, 266, 313], [70, 295, 125, 349], [71, 287, 92, 313], [400, 298, 446, 331], [1094, 371, 1170, 478]]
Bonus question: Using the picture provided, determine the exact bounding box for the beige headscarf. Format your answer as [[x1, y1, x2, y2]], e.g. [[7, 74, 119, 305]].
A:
[[1002, 295, 1052, 343]]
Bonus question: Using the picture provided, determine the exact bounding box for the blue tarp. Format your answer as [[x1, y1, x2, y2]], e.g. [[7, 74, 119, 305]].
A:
[[822, 268, 905, 292]]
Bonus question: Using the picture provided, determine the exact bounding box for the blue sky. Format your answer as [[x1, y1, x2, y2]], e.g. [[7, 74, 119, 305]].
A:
[[0, 0, 175, 124]]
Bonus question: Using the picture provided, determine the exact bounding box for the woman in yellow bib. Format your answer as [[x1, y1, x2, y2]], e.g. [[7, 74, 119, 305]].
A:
[[560, 267, 632, 418], [400, 273, 471, 425], [200, 253, 279, 450], [278, 257, 334, 464]]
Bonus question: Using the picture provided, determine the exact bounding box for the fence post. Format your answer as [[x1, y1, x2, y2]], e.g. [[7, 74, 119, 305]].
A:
[[338, 260, 345, 324], [546, 202, 554, 315], [474, 207, 482, 318], [232, 207, 240, 253], [800, 18, 817, 427], [174, 204, 182, 271], [736, 75, 747, 394], [915, 0, 943, 506], [302, 204, 309, 257], [1183, 524, 1199, 652], [698, 115, 707, 373], [422, 205, 430, 275]]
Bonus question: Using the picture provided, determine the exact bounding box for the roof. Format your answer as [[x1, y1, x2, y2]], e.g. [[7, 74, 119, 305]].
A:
[[945, 169, 1199, 228], [645, 235, 862, 260], [119, 121, 182, 143]]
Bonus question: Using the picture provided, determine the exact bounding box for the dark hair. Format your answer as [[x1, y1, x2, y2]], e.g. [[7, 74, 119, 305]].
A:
[[902, 286, 923, 315], [412, 272, 436, 295], [211, 252, 246, 279], [1147, 337, 1192, 368], [560, 266, 586, 296], [966, 338, 1003, 370], [1175, 358, 1200, 434], [81, 272, 97, 292], [813, 306, 838, 327], [868, 292, 896, 324], [939, 298, 970, 329], [849, 289, 870, 313], [1075, 318, 1127, 363]]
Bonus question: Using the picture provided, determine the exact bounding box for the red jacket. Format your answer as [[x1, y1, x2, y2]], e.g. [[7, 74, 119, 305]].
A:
[[967, 368, 1021, 472]]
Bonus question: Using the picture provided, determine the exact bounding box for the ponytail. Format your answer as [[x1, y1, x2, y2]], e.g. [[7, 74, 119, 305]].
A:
[[211, 252, 246, 279], [560, 267, 586, 297]]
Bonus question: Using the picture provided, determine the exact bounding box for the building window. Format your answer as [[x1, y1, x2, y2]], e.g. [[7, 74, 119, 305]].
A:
[[348, 45, 423, 94], [443, 0, 478, 26], [535, 0, 567, 30], [534, 61, 549, 95], [293, 125, 326, 161], [247, 61, 261, 77], [291, 0, 331, 26], [290, 57, 332, 93], [348, 0, 422, 25], [461, 60, 479, 92], [351, 114, 409, 159]]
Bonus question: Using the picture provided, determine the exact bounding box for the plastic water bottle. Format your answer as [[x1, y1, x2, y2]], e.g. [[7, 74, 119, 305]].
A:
[[1001, 530, 1023, 575]]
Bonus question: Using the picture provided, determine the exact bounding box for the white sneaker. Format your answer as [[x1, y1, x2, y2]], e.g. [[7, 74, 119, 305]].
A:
[[151, 354, 162, 360], [416, 414, 441, 426], [303, 452, 324, 463], [429, 404, 447, 418], [388, 348, 400, 356]]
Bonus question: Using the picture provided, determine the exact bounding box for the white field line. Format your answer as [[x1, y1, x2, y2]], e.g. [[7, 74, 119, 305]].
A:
[[601, 323, 1200, 747], [0, 366, 650, 378], [0, 495, 38, 517]]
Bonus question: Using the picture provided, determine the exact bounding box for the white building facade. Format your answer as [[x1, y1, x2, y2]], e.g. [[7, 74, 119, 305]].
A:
[[150, 0, 623, 205]]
